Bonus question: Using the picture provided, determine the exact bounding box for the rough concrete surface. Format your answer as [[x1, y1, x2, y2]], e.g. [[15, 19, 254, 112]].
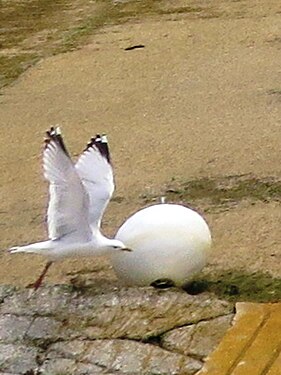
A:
[[1, 1, 281, 374], [1, 1, 281, 285]]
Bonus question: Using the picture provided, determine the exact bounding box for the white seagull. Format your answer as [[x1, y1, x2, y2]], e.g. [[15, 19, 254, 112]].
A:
[[9, 127, 131, 289]]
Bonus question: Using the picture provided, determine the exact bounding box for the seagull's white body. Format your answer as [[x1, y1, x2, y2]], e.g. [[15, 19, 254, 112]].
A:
[[9, 128, 129, 287], [111, 203, 212, 287], [12, 230, 120, 260]]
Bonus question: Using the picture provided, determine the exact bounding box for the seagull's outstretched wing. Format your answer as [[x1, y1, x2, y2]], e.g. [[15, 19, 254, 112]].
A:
[[75, 135, 114, 230], [44, 127, 92, 242]]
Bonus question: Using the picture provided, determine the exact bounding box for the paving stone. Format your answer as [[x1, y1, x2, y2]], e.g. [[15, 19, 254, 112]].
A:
[[197, 302, 281, 375], [74, 362, 106, 374], [0, 314, 32, 342], [42, 342, 103, 374], [0, 343, 39, 374], [40, 358, 77, 374], [26, 316, 64, 341], [162, 314, 234, 359], [1, 285, 232, 340], [70, 288, 233, 340], [82, 339, 202, 374], [189, 315, 234, 358], [0, 286, 76, 317], [0, 286, 16, 303], [46, 339, 90, 360], [0, 285, 234, 374]]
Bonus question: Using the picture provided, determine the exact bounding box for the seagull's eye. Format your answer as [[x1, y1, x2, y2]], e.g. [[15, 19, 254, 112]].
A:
[[113, 245, 120, 249]]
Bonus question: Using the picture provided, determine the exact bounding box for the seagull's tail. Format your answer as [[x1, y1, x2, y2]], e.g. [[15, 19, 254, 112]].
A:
[[9, 245, 36, 254], [8, 241, 51, 255]]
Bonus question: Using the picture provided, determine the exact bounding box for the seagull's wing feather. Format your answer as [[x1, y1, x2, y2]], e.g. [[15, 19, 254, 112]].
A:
[[44, 127, 92, 242], [75, 135, 114, 230]]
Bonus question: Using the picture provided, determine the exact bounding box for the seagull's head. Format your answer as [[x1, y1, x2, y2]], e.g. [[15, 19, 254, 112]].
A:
[[107, 239, 133, 253]]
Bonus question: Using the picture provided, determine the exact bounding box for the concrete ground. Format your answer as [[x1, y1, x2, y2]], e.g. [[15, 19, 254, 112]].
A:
[[0, 0, 281, 287]]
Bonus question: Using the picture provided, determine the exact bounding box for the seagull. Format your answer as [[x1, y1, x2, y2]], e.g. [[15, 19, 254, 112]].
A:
[[9, 127, 131, 289]]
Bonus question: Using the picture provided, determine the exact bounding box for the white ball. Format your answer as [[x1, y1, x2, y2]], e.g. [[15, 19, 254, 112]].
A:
[[111, 203, 212, 287]]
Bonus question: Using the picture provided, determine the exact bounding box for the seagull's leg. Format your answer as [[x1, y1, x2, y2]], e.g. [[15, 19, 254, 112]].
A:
[[30, 261, 53, 290]]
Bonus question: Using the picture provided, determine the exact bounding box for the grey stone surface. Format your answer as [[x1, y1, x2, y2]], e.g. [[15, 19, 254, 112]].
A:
[[0, 343, 39, 374], [82, 339, 202, 374], [1, 285, 232, 338], [0, 285, 234, 374], [26, 316, 65, 341], [46, 339, 90, 360], [40, 357, 106, 374], [0, 285, 76, 317], [40, 358, 78, 374], [162, 314, 234, 359], [0, 314, 32, 342], [188, 315, 234, 358], [0, 286, 16, 303], [74, 362, 107, 374]]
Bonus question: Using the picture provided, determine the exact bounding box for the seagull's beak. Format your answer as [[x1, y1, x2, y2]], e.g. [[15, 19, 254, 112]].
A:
[[122, 247, 133, 252]]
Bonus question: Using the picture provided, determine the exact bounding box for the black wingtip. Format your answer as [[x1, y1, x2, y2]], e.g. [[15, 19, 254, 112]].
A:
[[85, 133, 111, 164], [45, 126, 70, 157]]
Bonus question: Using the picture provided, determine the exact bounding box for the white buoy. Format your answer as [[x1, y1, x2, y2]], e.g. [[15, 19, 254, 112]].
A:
[[111, 203, 212, 287]]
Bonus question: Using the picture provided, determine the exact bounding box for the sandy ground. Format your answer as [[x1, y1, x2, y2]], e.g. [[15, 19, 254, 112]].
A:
[[1, 1, 281, 286]]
